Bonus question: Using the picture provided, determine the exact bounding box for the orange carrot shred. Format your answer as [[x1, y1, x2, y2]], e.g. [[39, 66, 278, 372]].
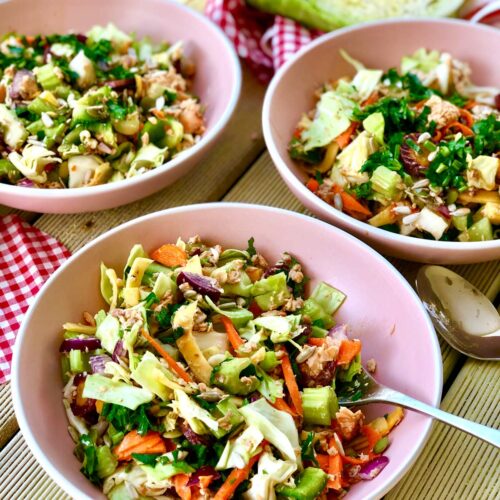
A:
[[151, 244, 187, 267], [271, 397, 298, 417], [280, 347, 303, 416], [174, 474, 192, 500], [332, 185, 372, 218], [335, 122, 358, 149], [220, 316, 244, 351], [306, 178, 320, 193], [308, 337, 326, 347], [337, 339, 362, 366], [113, 430, 166, 461], [443, 121, 474, 137], [214, 453, 261, 500], [141, 329, 192, 382], [459, 108, 474, 127]]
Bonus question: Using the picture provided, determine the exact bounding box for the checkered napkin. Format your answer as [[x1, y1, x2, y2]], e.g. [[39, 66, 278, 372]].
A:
[[205, 0, 500, 83], [0, 215, 70, 383]]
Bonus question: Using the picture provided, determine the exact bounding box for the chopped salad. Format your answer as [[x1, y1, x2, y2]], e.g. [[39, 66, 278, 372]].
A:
[[290, 49, 500, 242], [0, 24, 205, 189], [60, 236, 404, 499]]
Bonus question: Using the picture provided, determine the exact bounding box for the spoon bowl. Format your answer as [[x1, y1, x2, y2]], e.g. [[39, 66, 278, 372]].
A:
[[416, 266, 500, 360]]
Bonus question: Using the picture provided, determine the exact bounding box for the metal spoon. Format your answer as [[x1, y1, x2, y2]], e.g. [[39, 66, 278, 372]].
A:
[[416, 265, 500, 360], [338, 368, 500, 448]]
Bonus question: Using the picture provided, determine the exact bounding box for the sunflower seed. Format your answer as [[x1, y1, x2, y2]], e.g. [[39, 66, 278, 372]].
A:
[[402, 213, 420, 225]]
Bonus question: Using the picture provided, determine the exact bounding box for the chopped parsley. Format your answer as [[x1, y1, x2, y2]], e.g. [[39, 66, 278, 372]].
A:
[[155, 303, 181, 330], [473, 115, 500, 156], [246, 237, 257, 258], [101, 403, 160, 436], [301, 431, 318, 466], [78, 434, 100, 484]]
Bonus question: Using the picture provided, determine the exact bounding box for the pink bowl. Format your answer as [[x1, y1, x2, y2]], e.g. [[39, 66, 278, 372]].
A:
[[12, 203, 442, 500], [0, 0, 241, 213], [263, 19, 500, 264]]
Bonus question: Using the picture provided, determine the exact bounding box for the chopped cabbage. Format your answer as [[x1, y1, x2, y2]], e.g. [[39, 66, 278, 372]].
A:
[[253, 314, 302, 343], [83, 374, 154, 410], [243, 451, 297, 500], [216, 425, 264, 470], [95, 314, 121, 354], [251, 272, 291, 311], [8, 144, 60, 183], [239, 399, 301, 466], [171, 389, 219, 435], [301, 91, 355, 151]]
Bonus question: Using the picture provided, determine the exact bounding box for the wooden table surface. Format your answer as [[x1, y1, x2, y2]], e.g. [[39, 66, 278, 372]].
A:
[[1, 24, 499, 500]]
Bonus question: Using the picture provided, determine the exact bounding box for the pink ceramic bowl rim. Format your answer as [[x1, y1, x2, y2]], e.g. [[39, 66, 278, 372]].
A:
[[12, 203, 443, 500], [0, 0, 242, 202], [263, 18, 500, 253]]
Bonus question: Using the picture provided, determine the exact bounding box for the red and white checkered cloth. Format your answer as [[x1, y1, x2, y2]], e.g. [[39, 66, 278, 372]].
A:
[[0, 215, 70, 383], [205, 0, 500, 82]]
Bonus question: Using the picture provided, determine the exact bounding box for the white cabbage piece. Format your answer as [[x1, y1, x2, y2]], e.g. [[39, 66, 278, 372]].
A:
[[301, 91, 355, 151], [8, 144, 60, 183], [243, 451, 297, 500], [239, 399, 302, 467], [216, 425, 264, 470], [69, 50, 96, 88], [171, 389, 219, 435]]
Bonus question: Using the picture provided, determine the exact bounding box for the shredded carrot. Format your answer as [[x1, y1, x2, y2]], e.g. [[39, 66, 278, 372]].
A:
[[141, 329, 192, 383], [113, 430, 166, 461], [362, 91, 379, 107], [342, 454, 371, 465], [413, 99, 428, 109], [214, 453, 261, 500], [337, 339, 362, 366], [308, 337, 326, 347], [151, 108, 166, 119], [463, 100, 478, 110], [362, 425, 382, 452], [293, 127, 303, 139], [332, 185, 372, 218], [443, 121, 474, 137], [95, 400, 104, 414], [173, 474, 192, 500], [279, 347, 303, 416], [432, 129, 442, 142], [306, 178, 320, 193], [220, 316, 244, 350], [271, 397, 298, 417], [151, 243, 187, 267], [335, 122, 358, 149], [316, 453, 329, 471], [328, 454, 343, 490], [459, 108, 474, 127]]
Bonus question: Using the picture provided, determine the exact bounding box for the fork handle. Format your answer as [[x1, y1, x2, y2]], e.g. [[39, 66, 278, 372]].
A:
[[382, 388, 500, 448]]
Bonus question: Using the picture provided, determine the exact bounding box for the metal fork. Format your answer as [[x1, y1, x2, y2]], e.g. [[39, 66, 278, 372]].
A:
[[337, 368, 500, 448]]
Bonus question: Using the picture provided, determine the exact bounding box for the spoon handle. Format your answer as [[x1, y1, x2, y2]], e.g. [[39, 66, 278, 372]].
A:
[[382, 388, 500, 448]]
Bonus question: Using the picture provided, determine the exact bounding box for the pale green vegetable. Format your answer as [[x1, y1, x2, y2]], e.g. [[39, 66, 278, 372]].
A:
[[239, 399, 302, 466], [301, 91, 355, 150], [100, 263, 120, 308], [401, 48, 441, 75], [206, 296, 254, 328], [256, 366, 284, 403], [130, 144, 167, 172], [351, 69, 383, 101], [95, 314, 121, 354], [216, 425, 264, 470], [87, 23, 132, 51], [253, 314, 302, 343], [0, 104, 28, 149], [334, 131, 378, 185], [131, 351, 174, 400], [251, 272, 291, 311], [142, 462, 194, 482], [8, 144, 60, 183], [363, 112, 385, 145], [246, 0, 464, 31], [302, 281, 346, 328], [124, 244, 148, 277], [243, 452, 297, 500], [371, 165, 403, 200], [171, 389, 220, 435], [83, 374, 154, 410], [466, 155, 499, 191]]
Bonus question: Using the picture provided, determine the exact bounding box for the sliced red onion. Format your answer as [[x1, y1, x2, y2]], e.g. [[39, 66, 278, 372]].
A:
[[90, 354, 112, 373], [71, 375, 97, 420], [76, 34, 87, 43], [263, 262, 289, 278], [180, 420, 212, 446], [9, 69, 37, 100], [495, 94, 500, 111], [112, 340, 128, 362], [186, 466, 220, 487], [60, 337, 101, 352], [17, 178, 35, 188], [328, 324, 350, 342], [437, 205, 451, 219], [358, 456, 390, 480], [177, 271, 221, 302], [104, 78, 136, 90]]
